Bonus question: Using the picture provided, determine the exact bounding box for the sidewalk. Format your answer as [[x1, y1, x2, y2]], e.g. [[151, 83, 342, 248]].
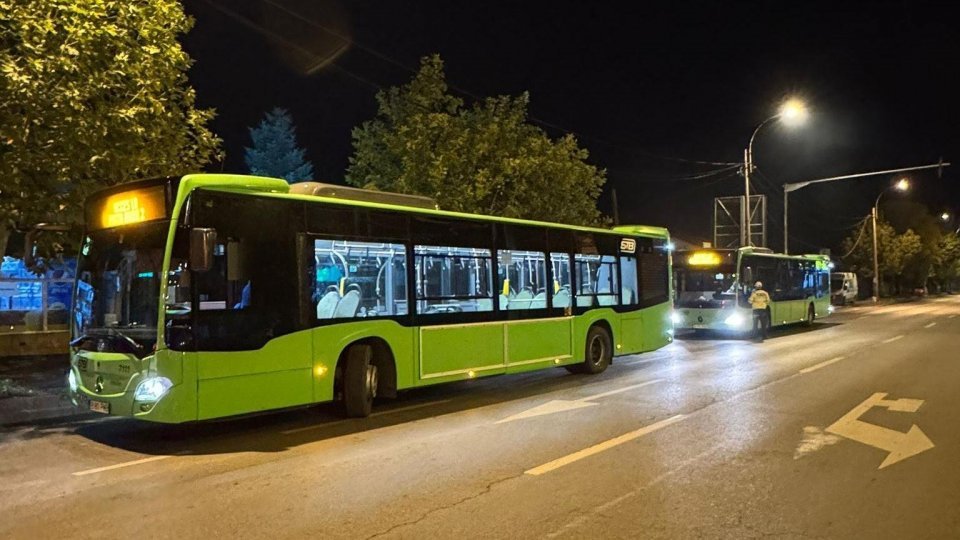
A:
[[0, 354, 86, 426]]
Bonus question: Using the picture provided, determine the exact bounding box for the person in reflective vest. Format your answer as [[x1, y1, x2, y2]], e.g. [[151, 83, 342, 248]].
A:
[[748, 281, 771, 342]]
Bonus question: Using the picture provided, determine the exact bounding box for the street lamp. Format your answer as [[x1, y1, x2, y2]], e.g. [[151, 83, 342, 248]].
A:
[[783, 162, 950, 254], [744, 98, 808, 246], [941, 211, 951, 222], [871, 179, 910, 303]]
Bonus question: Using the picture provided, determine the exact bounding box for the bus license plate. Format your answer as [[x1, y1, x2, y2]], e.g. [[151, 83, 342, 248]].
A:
[[89, 400, 110, 414]]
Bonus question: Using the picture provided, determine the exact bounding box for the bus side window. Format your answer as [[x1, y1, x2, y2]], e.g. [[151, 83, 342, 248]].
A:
[[620, 255, 638, 306], [549, 253, 572, 308], [415, 245, 493, 314], [310, 239, 408, 320], [497, 250, 548, 310]]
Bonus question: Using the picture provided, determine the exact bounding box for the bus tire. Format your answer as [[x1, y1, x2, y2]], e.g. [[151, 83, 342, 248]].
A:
[[580, 325, 612, 375], [805, 304, 815, 327], [343, 344, 377, 418]]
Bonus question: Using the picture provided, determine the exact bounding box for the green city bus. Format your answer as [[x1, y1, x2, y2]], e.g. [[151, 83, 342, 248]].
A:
[[67, 174, 673, 422], [672, 247, 831, 336]]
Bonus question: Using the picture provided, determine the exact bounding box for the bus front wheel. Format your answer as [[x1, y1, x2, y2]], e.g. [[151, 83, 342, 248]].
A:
[[343, 345, 378, 417], [567, 325, 612, 375]]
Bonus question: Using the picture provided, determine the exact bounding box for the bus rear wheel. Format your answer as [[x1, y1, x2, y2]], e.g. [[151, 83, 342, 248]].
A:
[[567, 325, 612, 375], [343, 344, 378, 417]]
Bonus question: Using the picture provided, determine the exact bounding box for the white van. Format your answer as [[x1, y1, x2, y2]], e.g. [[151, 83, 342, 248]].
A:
[[831, 272, 858, 305]]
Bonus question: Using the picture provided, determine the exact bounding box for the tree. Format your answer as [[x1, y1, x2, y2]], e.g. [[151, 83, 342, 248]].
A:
[[0, 0, 222, 259], [932, 233, 960, 292], [244, 107, 313, 183], [840, 218, 922, 296], [346, 55, 606, 226]]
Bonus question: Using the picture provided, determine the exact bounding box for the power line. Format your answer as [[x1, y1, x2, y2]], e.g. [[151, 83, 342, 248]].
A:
[[839, 216, 871, 259]]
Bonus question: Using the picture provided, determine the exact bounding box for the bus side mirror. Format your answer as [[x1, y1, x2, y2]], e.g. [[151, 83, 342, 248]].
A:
[[190, 228, 217, 272]]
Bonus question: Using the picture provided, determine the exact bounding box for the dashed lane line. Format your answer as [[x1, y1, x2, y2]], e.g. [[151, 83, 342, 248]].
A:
[[799, 356, 846, 374], [924, 322, 937, 328], [882, 335, 905, 344], [524, 414, 687, 476], [72, 455, 174, 476]]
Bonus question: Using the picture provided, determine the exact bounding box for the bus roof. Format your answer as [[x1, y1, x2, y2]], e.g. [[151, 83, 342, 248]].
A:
[[175, 173, 671, 240]]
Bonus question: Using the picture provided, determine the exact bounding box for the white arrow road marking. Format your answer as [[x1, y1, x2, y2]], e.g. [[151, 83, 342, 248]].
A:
[[826, 392, 934, 469], [495, 379, 665, 424]]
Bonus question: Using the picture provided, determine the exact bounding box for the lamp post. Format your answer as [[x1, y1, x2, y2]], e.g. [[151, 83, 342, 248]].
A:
[[871, 178, 910, 303], [744, 98, 807, 247], [783, 161, 950, 254]]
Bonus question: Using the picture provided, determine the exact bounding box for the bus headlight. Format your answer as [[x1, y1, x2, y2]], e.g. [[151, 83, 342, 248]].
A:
[[670, 311, 683, 325], [67, 370, 78, 393], [724, 312, 746, 328], [134, 377, 172, 402], [827, 305, 835, 314]]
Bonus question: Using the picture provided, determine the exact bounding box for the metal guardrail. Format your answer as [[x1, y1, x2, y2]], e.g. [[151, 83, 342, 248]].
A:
[[0, 277, 73, 333]]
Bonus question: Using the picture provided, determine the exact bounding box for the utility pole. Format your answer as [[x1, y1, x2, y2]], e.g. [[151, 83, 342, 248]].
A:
[[743, 148, 750, 246], [871, 206, 880, 303], [611, 187, 620, 226]]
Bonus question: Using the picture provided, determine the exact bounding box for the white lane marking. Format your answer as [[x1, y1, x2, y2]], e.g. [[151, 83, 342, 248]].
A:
[[544, 444, 722, 538], [582, 379, 664, 401], [793, 426, 843, 459], [826, 392, 933, 469], [799, 355, 846, 374], [73, 455, 173, 476], [281, 400, 452, 435], [882, 335, 904, 344], [924, 322, 937, 328], [495, 379, 665, 424], [524, 414, 686, 476], [948, 315, 957, 319]]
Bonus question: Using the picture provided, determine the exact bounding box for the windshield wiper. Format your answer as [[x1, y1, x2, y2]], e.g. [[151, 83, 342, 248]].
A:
[[109, 329, 145, 353]]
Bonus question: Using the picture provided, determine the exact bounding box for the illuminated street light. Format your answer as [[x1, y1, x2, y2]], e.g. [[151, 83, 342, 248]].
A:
[[744, 97, 808, 246], [779, 98, 809, 127], [783, 162, 950, 254], [940, 212, 950, 222], [871, 179, 911, 303]]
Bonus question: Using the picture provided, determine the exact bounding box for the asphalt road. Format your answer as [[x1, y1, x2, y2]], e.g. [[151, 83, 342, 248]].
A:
[[2, 296, 959, 539]]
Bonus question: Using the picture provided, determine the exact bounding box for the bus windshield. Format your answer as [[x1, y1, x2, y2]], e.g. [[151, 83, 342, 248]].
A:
[[674, 267, 737, 308], [73, 222, 168, 348]]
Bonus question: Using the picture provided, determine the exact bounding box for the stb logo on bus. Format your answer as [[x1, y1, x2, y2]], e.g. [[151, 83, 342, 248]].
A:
[[620, 238, 636, 254]]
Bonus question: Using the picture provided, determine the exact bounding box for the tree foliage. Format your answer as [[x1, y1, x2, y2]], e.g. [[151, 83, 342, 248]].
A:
[[244, 107, 313, 183], [0, 0, 222, 258], [346, 55, 606, 226], [840, 205, 959, 295]]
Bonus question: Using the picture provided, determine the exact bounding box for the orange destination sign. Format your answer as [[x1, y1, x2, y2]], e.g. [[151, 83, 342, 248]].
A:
[[97, 186, 166, 229]]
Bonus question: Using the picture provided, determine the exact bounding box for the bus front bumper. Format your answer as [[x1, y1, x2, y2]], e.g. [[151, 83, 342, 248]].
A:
[[67, 349, 194, 423], [675, 308, 751, 333]]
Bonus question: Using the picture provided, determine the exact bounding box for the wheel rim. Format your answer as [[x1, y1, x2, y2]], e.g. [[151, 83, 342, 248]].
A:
[[589, 335, 604, 366], [366, 365, 378, 400]]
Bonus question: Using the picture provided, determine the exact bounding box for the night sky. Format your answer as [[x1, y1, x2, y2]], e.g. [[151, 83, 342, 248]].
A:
[[182, 0, 959, 253]]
